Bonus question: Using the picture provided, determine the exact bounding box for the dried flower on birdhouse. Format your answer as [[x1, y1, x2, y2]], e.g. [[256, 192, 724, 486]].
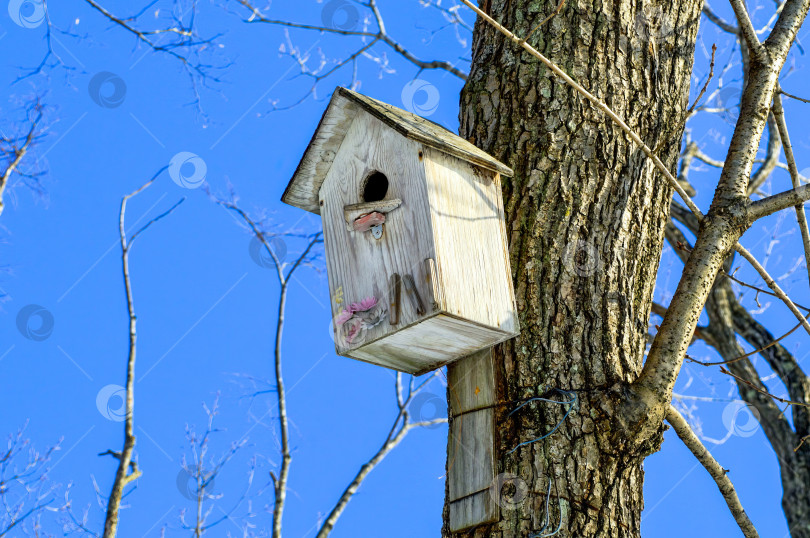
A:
[[335, 296, 387, 345]]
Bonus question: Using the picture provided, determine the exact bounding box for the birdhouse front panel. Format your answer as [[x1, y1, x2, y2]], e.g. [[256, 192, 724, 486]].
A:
[[319, 112, 440, 373], [283, 87, 520, 375]]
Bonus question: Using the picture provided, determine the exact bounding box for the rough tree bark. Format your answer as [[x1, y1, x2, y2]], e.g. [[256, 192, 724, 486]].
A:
[[444, 0, 703, 535]]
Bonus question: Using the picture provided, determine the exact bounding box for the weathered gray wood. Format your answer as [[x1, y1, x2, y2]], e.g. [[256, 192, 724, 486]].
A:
[[283, 87, 513, 215], [447, 349, 498, 532], [402, 274, 426, 316], [423, 147, 519, 336], [318, 112, 518, 374], [447, 348, 496, 416], [448, 491, 497, 533], [343, 198, 402, 229], [320, 113, 436, 363], [282, 95, 360, 214], [349, 314, 511, 375], [337, 88, 514, 177], [389, 273, 401, 326], [423, 257, 442, 312]]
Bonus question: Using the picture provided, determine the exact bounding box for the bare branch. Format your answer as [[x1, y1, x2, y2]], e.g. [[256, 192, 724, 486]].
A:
[[749, 184, 810, 220], [720, 367, 810, 408], [729, 0, 768, 60], [102, 175, 182, 538], [732, 243, 810, 334], [0, 428, 63, 537], [0, 99, 46, 218], [666, 406, 759, 538], [234, 0, 467, 80], [779, 87, 810, 103], [214, 196, 322, 538], [315, 370, 446, 538], [748, 114, 783, 195], [703, 4, 740, 34], [771, 87, 810, 284]]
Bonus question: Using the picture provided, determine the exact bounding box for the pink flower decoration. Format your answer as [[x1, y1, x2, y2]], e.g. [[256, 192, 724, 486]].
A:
[[335, 308, 354, 326], [344, 317, 364, 344], [350, 296, 377, 313]]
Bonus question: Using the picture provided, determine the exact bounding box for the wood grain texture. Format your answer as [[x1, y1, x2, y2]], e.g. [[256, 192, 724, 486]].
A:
[[448, 491, 497, 533], [320, 113, 437, 361], [317, 110, 519, 375], [282, 94, 359, 214], [343, 198, 402, 230], [424, 147, 519, 336], [282, 87, 514, 215], [350, 314, 510, 375], [424, 257, 442, 312], [447, 349, 498, 531], [337, 87, 513, 177]]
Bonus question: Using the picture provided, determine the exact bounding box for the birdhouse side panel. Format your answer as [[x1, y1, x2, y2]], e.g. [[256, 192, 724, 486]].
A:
[[318, 113, 437, 359], [423, 148, 519, 336]]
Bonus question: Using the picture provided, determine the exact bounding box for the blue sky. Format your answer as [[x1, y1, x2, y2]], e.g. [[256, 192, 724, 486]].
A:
[[1, 1, 808, 536]]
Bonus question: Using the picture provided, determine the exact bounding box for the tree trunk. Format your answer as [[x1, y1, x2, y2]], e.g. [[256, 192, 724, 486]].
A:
[[444, 0, 703, 535]]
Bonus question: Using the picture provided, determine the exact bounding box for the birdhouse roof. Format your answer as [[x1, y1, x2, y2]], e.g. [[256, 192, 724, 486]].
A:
[[281, 87, 514, 214]]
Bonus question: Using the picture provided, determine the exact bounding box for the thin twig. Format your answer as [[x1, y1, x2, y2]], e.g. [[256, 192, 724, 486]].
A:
[[779, 88, 810, 103], [657, 44, 717, 153], [686, 312, 808, 366], [315, 371, 445, 538], [771, 86, 810, 285], [520, 0, 568, 43], [719, 367, 810, 408]]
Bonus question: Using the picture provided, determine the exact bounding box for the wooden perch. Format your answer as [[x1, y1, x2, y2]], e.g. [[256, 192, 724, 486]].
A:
[[344, 198, 402, 230]]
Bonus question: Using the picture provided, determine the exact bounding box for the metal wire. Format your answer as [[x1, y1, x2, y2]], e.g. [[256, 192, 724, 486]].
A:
[[506, 389, 578, 455], [507, 389, 575, 537]]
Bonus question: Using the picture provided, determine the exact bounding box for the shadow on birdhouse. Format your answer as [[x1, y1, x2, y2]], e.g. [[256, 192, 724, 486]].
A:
[[282, 87, 519, 375]]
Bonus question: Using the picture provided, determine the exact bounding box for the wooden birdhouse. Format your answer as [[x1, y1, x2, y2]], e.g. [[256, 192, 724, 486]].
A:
[[282, 87, 519, 375]]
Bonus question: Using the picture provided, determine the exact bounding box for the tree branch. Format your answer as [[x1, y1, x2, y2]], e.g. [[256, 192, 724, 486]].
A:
[[729, 0, 768, 60], [0, 99, 45, 218], [771, 87, 810, 285], [666, 405, 759, 538], [749, 185, 810, 220], [315, 370, 446, 538], [234, 0, 467, 80], [103, 175, 182, 538]]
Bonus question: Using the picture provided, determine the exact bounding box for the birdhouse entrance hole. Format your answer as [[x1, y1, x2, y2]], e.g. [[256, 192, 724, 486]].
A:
[[361, 171, 389, 202]]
